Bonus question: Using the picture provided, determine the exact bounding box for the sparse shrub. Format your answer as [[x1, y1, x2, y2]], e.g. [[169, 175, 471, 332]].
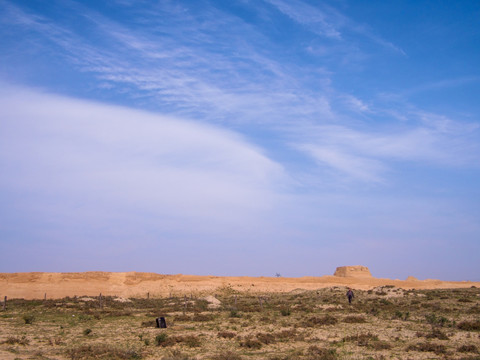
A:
[[192, 313, 214, 322], [155, 334, 201, 348], [407, 342, 447, 354], [274, 328, 300, 341], [458, 320, 480, 331], [3, 336, 29, 345], [379, 298, 392, 305], [229, 309, 241, 318], [457, 344, 478, 353], [66, 344, 141, 359], [173, 314, 191, 322], [210, 351, 243, 360], [83, 328, 92, 336], [280, 307, 291, 316], [371, 341, 392, 350], [239, 338, 262, 349], [23, 314, 35, 324], [425, 328, 449, 340], [343, 333, 379, 347], [303, 315, 338, 327], [161, 349, 196, 360], [368, 307, 379, 316], [468, 305, 480, 314], [155, 333, 168, 346], [306, 345, 337, 360], [141, 320, 157, 327], [48, 336, 64, 346], [217, 331, 236, 339], [425, 314, 449, 327], [343, 315, 366, 323], [194, 299, 209, 311], [182, 335, 202, 348], [256, 332, 276, 344]]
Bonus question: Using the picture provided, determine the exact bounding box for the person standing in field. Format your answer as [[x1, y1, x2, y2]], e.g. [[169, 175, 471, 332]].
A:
[[346, 288, 354, 304]]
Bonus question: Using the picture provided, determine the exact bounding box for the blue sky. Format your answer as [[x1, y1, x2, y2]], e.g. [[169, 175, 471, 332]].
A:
[[1, 0, 479, 281]]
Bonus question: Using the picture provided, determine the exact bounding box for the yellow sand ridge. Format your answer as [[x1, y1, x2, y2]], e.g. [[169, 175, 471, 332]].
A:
[[1, 266, 478, 300]]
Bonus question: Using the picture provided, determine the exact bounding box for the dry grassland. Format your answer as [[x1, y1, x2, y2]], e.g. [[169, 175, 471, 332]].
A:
[[1, 286, 480, 359]]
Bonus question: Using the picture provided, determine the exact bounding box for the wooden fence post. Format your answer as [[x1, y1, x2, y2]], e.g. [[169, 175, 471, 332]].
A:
[[2, 296, 6, 311], [99, 293, 103, 309]]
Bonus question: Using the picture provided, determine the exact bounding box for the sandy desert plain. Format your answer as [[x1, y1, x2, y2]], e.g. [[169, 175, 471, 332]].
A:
[[1, 266, 480, 360]]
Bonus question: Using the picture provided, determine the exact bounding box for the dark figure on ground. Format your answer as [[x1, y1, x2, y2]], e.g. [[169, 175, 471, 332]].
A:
[[346, 288, 354, 304]]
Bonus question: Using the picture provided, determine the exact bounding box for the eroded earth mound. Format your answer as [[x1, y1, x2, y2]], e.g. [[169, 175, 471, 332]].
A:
[[334, 265, 372, 278]]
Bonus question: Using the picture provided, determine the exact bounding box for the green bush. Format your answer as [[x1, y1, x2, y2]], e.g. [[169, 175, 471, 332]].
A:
[[155, 333, 168, 346]]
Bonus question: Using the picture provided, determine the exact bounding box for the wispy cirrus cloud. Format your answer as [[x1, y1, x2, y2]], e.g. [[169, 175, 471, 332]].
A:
[[264, 0, 343, 39], [292, 114, 480, 183], [1, 0, 335, 125], [264, 0, 405, 55]]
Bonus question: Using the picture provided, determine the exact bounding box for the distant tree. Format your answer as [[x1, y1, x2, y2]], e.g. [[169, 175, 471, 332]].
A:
[[275, 273, 281, 278]]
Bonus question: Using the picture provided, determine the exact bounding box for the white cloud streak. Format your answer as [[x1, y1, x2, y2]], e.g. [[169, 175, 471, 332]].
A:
[[0, 86, 288, 241], [292, 119, 480, 182]]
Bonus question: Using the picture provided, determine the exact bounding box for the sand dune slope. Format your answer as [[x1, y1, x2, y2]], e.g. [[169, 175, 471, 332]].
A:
[[1, 271, 479, 299]]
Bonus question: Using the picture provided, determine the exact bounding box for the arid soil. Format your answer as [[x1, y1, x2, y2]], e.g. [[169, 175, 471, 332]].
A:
[[1, 268, 479, 300], [1, 286, 480, 360]]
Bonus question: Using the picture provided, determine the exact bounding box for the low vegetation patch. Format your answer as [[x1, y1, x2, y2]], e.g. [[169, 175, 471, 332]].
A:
[[210, 351, 243, 360], [306, 345, 338, 360], [66, 344, 141, 360], [2, 335, 29, 345], [303, 314, 338, 327], [239, 337, 263, 349], [2, 287, 480, 359], [217, 330, 236, 339], [458, 320, 480, 331], [343, 315, 366, 323], [407, 342, 447, 355], [457, 344, 478, 353]]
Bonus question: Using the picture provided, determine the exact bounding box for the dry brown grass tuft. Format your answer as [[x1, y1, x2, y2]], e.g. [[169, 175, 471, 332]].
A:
[[457, 344, 478, 353], [302, 314, 338, 327], [306, 345, 338, 360], [458, 320, 480, 331], [66, 344, 141, 359], [217, 330, 236, 339], [407, 342, 447, 355], [343, 315, 366, 323], [3, 335, 29, 345]]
